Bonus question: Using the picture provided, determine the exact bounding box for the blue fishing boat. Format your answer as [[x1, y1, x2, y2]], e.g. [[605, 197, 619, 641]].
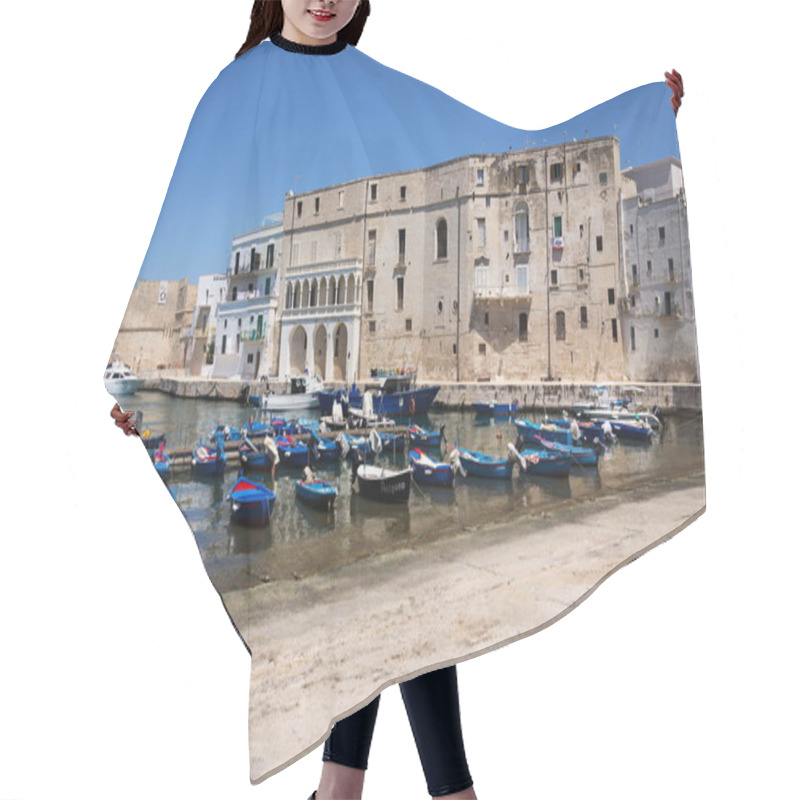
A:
[[544, 417, 611, 445], [512, 445, 571, 478], [239, 438, 275, 472], [152, 439, 171, 478], [243, 416, 272, 438], [408, 424, 446, 449], [601, 419, 655, 442], [228, 475, 276, 526], [319, 373, 439, 418], [275, 435, 312, 468], [473, 399, 520, 416], [513, 418, 572, 446], [408, 448, 455, 487], [209, 423, 243, 443], [455, 445, 514, 480], [192, 434, 227, 476], [523, 436, 599, 468], [295, 471, 338, 511], [309, 431, 339, 462]]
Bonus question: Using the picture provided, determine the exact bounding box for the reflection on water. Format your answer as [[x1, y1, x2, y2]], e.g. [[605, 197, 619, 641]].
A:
[[131, 392, 704, 591]]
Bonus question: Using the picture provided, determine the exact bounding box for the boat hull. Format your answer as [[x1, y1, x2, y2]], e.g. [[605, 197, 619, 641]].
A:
[[355, 465, 412, 503], [319, 386, 439, 417], [295, 480, 338, 510], [518, 450, 571, 478], [409, 454, 454, 487], [229, 479, 276, 526], [457, 448, 514, 480]]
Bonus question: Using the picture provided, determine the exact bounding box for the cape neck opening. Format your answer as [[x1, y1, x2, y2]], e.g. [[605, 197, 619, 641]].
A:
[[270, 33, 348, 55]]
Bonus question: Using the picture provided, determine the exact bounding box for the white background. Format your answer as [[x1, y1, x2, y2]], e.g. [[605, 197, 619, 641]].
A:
[[1, 1, 796, 798]]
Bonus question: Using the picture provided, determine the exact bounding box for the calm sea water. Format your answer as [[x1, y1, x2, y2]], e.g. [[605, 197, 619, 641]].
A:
[[131, 391, 704, 592]]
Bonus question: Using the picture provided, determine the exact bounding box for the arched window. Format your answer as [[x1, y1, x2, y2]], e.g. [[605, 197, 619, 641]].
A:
[[337, 275, 346, 305], [293, 282, 301, 309], [436, 218, 448, 259], [514, 202, 530, 253], [319, 277, 328, 307], [555, 311, 566, 341], [301, 280, 310, 308], [346, 275, 356, 304], [285, 282, 293, 310], [310, 279, 318, 307]]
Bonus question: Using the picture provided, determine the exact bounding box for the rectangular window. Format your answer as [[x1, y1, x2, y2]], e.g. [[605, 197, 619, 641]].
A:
[[654, 328, 660, 339], [297, 200, 303, 218], [556, 311, 566, 341], [668, 258, 675, 281], [314, 197, 320, 214], [647, 259, 652, 275], [366, 279, 374, 312], [599, 172, 608, 186], [608, 288, 616, 305], [550, 162, 564, 182], [231, 286, 238, 301], [611, 318, 618, 342], [367, 229, 376, 267], [550, 269, 558, 286], [578, 268, 586, 283], [517, 165, 528, 185], [338, 190, 345, 209], [266, 243, 275, 268], [247, 353, 254, 365], [405, 318, 412, 332], [485, 196, 491, 208], [478, 343, 486, 355], [630, 326, 636, 351], [596, 235, 604, 252], [629, 223, 634, 234], [476, 218, 486, 247], [368, 321, 376, 333], [580, 306, 588, 328], [476, 168, 485, 186], [632, 264, 639, 286], [398, 228, 406, 264], [396, 277, 405, 311], [221, 334, 227, 355], [553, 216, 563, 237], [400, 185, 407, 201], [484, 312, 489, 325], [659, 226, 666, 241], [664, 291, 672, 316], [370, 183, 378, 201], [264, 277, 271, 296]]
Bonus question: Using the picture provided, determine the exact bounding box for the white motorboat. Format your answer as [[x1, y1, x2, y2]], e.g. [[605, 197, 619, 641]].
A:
[[104, 360, 144, 395], [255, 374, 323, 412]]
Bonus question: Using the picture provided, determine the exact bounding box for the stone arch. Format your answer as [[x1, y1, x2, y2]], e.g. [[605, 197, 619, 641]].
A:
[[314, 324, 328, 379], [346, 274, 356, 304], [310, 278, 318, 307], [301, 279, 310, 308], [337, 275, 346, 305], [285, 281, 293, 310], [319, 277, 328, 307], [293, 282, 301, 309], [333, 323, 348, 381], [328, 277, 337, 306], [290, 326, 308, 373]]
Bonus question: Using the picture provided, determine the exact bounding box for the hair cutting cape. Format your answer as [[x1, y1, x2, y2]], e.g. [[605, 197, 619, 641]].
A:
[[106, 37, 704, 783]]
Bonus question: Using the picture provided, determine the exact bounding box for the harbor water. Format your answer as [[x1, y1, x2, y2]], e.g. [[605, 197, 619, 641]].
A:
[[131, 391, 704, 593]]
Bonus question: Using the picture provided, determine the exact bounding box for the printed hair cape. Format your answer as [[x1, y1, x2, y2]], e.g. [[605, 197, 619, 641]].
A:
[[106, 36, 703, 782]]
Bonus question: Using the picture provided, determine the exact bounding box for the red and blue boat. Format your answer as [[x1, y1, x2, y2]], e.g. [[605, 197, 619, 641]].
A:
[[524, 435, 599, 468], [514, 446, 571, 478], [409, 448, 455, 487], [228, 475, 276, 526], [319, 374, 439, 418], [408, 424, 446, 449], [275, 435, 312, 468], [191, 434, 227, 477]]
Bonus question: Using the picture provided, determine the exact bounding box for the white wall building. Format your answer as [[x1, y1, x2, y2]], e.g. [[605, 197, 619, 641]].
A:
[[211, 218, 283, 380]]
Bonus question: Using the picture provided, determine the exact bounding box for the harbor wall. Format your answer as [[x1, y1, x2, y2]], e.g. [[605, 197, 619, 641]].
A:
[[142, 376, 701, 413]]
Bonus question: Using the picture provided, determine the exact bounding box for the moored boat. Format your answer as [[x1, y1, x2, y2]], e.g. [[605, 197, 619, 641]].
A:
[[513, 418, 572, 446], [104, 359, 144, 396], [408, 448, 455, 487], [295, 470, 338, 511], [350, 452, 411, 503], [473, 399, 520, 416], [408, 424, 446, 449], [454, 445, 514, 480], [512, 445, 571, 478], [228, 475, 275, 526], [319, 373, 439, 418], [249, 375, 322, 412], [275, 435, 312, 467], [192, 434, 227, 476], [523, 435, 599, 468]]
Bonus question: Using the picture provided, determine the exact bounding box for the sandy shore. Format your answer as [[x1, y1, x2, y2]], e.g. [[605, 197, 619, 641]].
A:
[[221, 475, 704, 783]]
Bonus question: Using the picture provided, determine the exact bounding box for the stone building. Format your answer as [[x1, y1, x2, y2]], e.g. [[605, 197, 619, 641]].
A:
[[110, 278, 197, 375], [277, 136, 633, 383], [211, 218, 282, 380], [187, 273, 227, 376], [620, 158, 699, 382]]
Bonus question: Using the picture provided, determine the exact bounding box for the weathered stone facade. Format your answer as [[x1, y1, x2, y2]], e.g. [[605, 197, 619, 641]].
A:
[[110, 278, 197, 374], [277, 137, 635, 383], [620, 159, 699, 382]]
